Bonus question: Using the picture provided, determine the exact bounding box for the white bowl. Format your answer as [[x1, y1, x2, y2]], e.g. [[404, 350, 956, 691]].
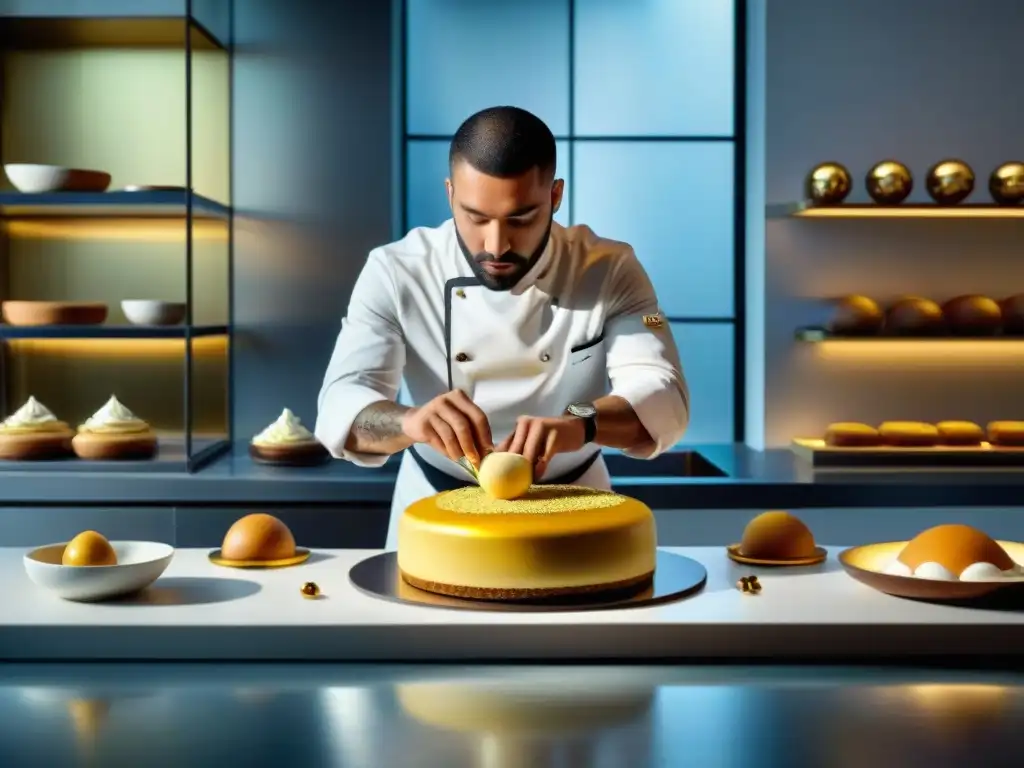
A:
[[4, 164, 112, 193], [23, 541, 174, 602], [121, 300, 186, 326]]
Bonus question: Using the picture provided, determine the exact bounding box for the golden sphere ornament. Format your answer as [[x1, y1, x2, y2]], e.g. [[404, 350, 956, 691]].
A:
[[805, 162, 852, 206], [865, 160, 913, 205], [925, 159, 975, 205], [989, 161, 1024, 205], [300, 581, 321, 599]]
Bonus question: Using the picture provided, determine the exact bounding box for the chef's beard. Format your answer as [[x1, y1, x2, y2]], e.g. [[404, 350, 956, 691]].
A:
[[455, 215, 553, 291]]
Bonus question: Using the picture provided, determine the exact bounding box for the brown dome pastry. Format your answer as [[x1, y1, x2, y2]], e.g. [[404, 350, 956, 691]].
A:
[[824, 422, 881, 447], [727, 511, 826, 566], [998, 294, 1024, 335], [212, 513, 309, 567], [0, 396, 74, 460], [878, 421, 940, 447], [941, 295, 1002, 336], [883, 524, 1023, 581], [884, 297, 945, 336], [827, 295, 884, 336], [986, 421, 1024, 447], [935, 421, 984, 446]]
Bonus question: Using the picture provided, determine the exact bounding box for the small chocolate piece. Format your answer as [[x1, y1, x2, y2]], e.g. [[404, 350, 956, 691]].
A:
[[736, 575, 762, 594], [300, 581, 321, 599]]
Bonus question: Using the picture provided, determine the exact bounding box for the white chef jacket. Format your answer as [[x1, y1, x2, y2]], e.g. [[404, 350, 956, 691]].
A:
[[315, 219, 690, 549]]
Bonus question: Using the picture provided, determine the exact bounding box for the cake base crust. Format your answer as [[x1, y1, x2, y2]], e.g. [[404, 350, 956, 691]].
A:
[[249, 441, 329, 466], [72, 430, 158, 460], [400, 568, 655, 600], [0, 428, 74, 460]]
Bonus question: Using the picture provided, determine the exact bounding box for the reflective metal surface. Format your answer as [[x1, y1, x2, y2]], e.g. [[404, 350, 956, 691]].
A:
[[348, 551, 707, 612], [865, 159, 913, 204], [805, 162, 852, 206], [0, 665, 1023, 767]]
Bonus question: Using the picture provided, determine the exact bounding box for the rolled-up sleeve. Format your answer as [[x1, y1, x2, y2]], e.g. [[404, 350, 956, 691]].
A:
[[604, 251, 690, 458], [315, 249, 406, 466]]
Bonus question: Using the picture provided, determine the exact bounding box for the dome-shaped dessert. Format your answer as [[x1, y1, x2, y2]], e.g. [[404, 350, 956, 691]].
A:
[[221, 513, 296, 562], [887, 524, 1021, 581], [477, 451, 533, 500], [62, 530, 117, 566], [738, 511, 818, 560]]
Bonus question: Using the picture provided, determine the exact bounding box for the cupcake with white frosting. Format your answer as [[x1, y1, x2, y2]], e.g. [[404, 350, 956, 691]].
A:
[[72, 395, 157, 460], [0, 396, 74, 460], [249, 408, 328, 466]]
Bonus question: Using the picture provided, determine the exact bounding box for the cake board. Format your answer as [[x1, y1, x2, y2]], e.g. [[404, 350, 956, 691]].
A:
[[348, 550, 706, 613]]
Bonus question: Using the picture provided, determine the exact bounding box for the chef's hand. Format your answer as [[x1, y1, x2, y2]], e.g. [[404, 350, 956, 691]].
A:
[[495, 415, 586, 479], [401, 390, 494, 467]]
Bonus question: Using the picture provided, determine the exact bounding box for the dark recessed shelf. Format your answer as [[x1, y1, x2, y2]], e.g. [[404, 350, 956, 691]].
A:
[[0, 16, 226, 51], [795, 327, 1024, 342], [768, 201, 1024, 219], [0, 437, 229, 473], [0, 324, 227, 340], [0, 190, 230, 219]]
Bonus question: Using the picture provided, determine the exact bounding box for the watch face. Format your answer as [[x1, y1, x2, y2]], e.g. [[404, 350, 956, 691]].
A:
[[568, 402, 597, 418]]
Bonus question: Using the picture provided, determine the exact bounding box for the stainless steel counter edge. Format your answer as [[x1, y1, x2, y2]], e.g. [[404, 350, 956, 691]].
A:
[[1, 444, 1024, 507]]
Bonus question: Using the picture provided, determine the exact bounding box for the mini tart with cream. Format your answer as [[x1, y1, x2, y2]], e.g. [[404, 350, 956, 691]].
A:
[[0, 396, 74, 460], [72, 396, 157, 460], [397, 485, 657, 600], [249, 408, 328, 465], [883, 524, 1024, 582]]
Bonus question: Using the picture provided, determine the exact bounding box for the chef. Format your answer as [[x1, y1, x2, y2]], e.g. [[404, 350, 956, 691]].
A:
[[316, 106, 690, 549]]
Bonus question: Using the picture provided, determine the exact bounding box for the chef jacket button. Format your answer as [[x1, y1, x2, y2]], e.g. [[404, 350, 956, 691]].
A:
[[455, 352, 470, 363], [540, 352, 551, 363], [455, 289, 466, 298]]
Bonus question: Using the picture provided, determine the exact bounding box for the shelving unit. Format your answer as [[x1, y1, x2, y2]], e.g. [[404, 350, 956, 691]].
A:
[[0, 8, 232, 473], [794, 327, 1024, 343], [768, 201, 1024, 219]]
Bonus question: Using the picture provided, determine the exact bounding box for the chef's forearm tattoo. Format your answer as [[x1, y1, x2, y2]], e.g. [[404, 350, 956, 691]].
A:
[[347, 400, 412, 454]]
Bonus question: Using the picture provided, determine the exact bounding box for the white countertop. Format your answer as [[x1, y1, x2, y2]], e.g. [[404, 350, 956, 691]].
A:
[[1, 546, 1020, 661]]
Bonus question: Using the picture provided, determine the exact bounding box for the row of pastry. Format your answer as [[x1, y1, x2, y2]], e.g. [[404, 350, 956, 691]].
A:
[[825, 420, 1024, 447], [829, 294, 1024, 336], [0, 396, 156, 460]]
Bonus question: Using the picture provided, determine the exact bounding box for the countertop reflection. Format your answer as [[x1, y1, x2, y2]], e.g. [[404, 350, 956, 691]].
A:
[[0, 665, 1022, 767]]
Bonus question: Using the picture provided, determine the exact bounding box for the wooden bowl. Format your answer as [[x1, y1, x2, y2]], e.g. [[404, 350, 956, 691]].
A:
[[2, 301, 108, 326], [839, 540, 1024, 600]]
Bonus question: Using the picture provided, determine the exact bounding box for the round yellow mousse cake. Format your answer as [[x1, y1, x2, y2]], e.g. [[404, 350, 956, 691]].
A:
[[396, 485, 657, 599]]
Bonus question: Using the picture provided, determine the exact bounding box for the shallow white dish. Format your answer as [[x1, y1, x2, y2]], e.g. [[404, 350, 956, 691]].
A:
[[4, 164, 112, 193], [24, 541, 174, 602], [121, 300, 186, 326]]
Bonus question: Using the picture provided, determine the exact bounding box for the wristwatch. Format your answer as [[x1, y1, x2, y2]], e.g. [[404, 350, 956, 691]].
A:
[[565, 402, 598, 444]]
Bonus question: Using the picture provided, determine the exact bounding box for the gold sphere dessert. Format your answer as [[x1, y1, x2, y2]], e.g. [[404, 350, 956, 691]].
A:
[[925, 159, 975, 205], [866, 160, 913, 205], [988, 161, 1024, 205], [221, 513, 296, 562], [828, 295, 884, 336], [62, 531, 117, 566], [477, 451, 533, 500], [805, 162, 852, 206]]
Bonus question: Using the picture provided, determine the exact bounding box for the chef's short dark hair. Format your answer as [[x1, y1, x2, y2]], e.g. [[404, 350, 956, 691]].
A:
[[449, 106, 557, 181]]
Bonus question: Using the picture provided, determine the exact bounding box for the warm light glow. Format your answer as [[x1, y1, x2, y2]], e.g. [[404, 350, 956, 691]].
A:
[[795, 206, 1024, 218], [794, 438, 1005, 451], [7, 336, 228, 359], [902, 684, 1009, 716], [811, 339, 1024, 368], [4, 218, 228, 242]]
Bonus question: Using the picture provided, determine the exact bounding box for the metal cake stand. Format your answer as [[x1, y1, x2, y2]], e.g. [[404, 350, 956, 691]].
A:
[[348, 550, 706, 613]]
